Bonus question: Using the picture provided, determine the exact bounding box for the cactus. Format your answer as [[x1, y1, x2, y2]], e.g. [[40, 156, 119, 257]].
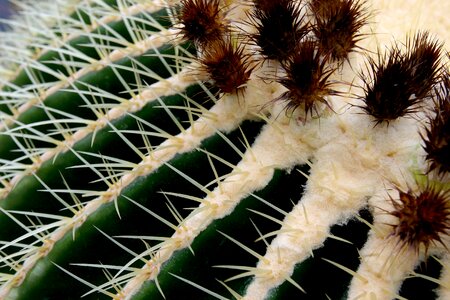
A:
[[0, 0, 449, 299]]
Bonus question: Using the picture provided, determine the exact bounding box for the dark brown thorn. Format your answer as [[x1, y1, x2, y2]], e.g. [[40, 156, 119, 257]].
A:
[[199, 35, 254, 96], [389, 183, 450, 258], [247, 0, 310, 61], [310, 0, 370, 63], [422, 69, 450, 175], [176, 0, 229, 47], [274, 39, 338, 122], [357, 33, 443, 125]]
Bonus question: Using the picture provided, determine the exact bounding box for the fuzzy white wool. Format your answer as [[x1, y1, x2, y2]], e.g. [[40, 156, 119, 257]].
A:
[[348, 234, 420, 300]]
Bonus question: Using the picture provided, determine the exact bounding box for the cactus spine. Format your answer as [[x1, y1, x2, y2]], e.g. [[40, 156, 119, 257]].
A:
[[0, 0, 449, 299]]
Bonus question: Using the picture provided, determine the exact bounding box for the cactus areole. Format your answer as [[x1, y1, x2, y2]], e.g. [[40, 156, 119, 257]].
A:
[[0, 0, 449, 299]]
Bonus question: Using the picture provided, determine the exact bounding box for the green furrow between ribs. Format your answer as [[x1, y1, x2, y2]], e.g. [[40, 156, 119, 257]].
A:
[[0, 42, 196, 162], [8, 120, 263, 299]]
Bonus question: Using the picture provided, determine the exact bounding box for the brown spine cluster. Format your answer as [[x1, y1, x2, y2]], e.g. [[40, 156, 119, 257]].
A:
[[423, 70, 450, 175], [199, 38, 253, 95], [406, 32, 443, 99], [247, 0, 369, 120], [177, 0, 371, 116], [177, 0, 253, 95], [390, 184, 450, 256], [359, 32, 443, 125], [177, 0, 228, 46], [248, 0, 309, 61], [276, 39, 337, 120], [309, 0, 369, 63]]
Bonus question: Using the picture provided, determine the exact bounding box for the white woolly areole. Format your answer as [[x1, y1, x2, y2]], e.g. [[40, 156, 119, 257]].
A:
[[348, 233, 419, 300]]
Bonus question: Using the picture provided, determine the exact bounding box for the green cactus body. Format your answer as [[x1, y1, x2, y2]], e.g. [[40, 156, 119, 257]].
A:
[[0, 0, 449, 299]]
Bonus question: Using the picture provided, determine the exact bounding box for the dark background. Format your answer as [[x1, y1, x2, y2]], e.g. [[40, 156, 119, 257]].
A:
[[0, 0, 17, 30]]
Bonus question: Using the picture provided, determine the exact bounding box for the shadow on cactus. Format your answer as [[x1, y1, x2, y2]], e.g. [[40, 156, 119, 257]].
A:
[[0, 0, 449, 299]]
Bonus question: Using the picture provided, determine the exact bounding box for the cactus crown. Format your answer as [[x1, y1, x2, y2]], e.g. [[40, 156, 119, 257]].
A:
[[0, 0, 449, 299]]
